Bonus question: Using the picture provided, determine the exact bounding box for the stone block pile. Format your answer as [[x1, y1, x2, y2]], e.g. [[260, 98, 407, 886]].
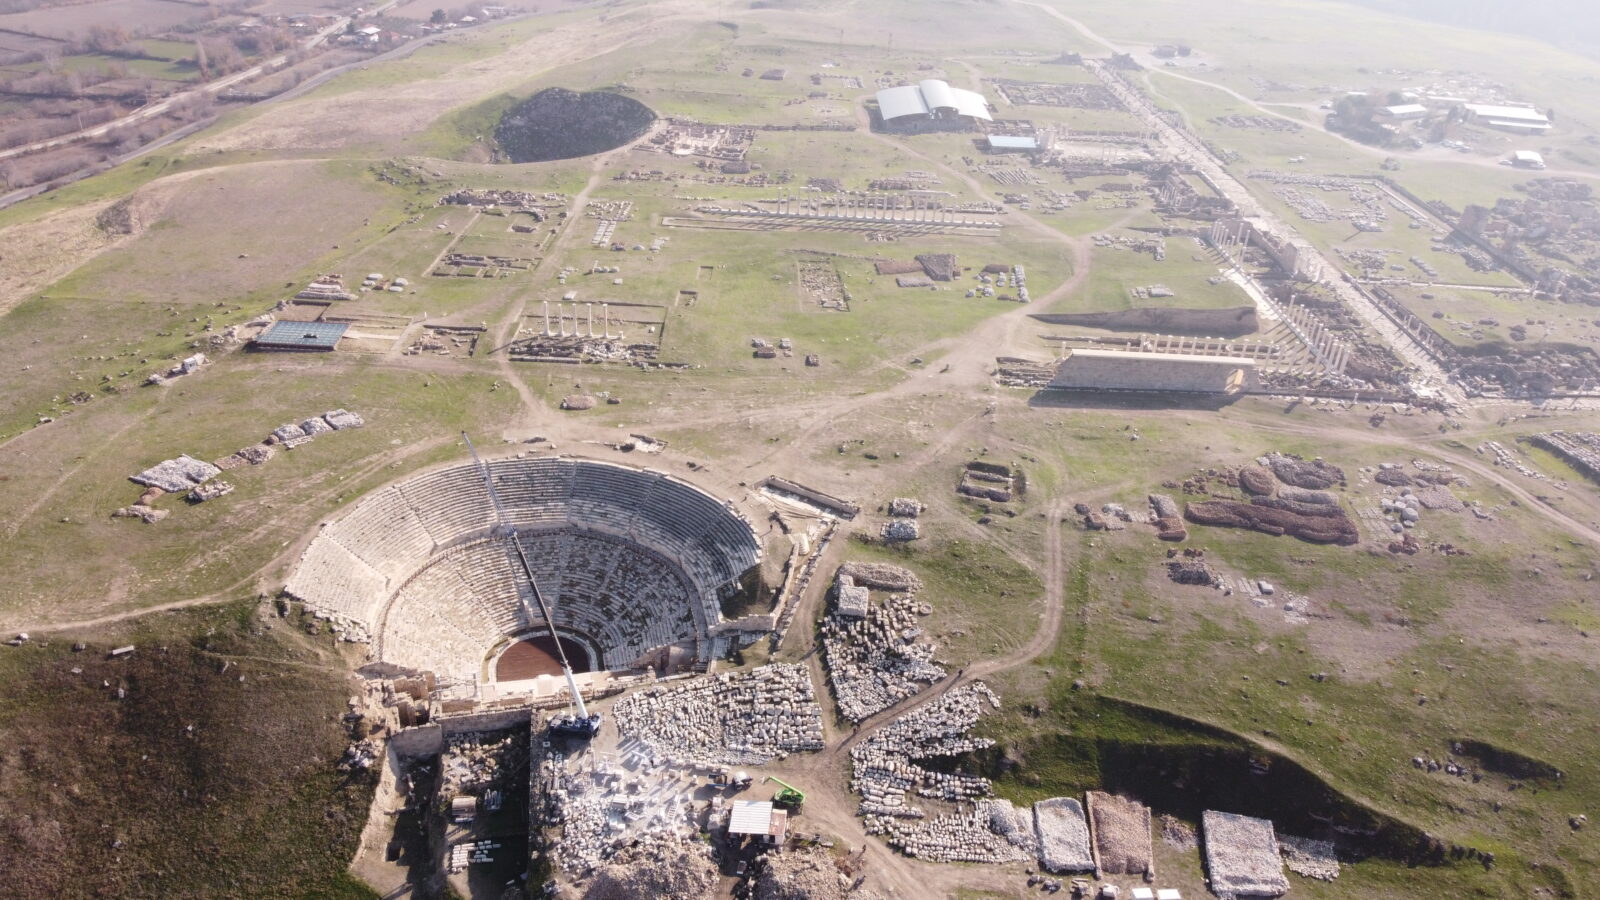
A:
[[612, 663, 824, 766], [120, 411, 363, 523], [888, 497, 923, 518], [268, 409, 364, 448], [881, 520, 921, 542], [131, 455, 221, 494], [852, 682, 1000, 819], [822, 565, 944, 722], [873, 798, 1036, 864], [838, 562, 922, 593], [1201, 810, 1289, 899]]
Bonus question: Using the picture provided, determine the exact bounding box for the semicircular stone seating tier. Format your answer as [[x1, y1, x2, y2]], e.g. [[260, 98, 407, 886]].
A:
[[283, 457, 761, 679]]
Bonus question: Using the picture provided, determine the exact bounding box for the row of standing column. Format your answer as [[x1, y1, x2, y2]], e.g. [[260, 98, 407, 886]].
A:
[[541, 300, 622, 339]]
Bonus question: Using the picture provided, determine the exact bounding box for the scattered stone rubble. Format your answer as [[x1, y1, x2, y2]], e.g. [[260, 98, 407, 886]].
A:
[[611, 663, 824, 766], [112, 503, 169, 524], [1278, 834, 1340, 881], [441, 729, 526, 802], [1034, 796, 1095, 873], [822, 565, 944, 722], [854, 682, 1000, 822], [187, 480, 234, 503], [583, 834, 719, 900], [1159, 813, 1197, 851], [146, 352, 207, 386], [1202, 810, 1289, 899]]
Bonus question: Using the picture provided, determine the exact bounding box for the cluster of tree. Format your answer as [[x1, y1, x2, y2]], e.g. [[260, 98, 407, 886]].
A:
[[0, 104, 109, 149], [0, 145, 103, 191]]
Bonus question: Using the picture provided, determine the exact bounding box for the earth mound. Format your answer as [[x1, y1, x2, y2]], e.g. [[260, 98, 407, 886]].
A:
[[494, 88, 655, 163]]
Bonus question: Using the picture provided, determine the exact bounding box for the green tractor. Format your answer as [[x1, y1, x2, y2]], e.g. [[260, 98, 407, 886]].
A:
[[764, 776, 805, 812]]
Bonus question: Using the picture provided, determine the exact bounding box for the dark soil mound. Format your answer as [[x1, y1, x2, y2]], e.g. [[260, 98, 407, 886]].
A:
[[1185, 499, 1359, 545], [1238, 466, 1276, 496], [495, 88, 655, 163]]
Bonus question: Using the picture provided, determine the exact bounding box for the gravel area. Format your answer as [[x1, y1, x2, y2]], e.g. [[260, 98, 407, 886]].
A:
[[1086, 791, 1151, 876], [1034, 796, 1094, 873]]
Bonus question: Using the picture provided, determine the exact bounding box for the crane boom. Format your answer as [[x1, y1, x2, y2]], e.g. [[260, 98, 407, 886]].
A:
[[462, 433, 596, 732]]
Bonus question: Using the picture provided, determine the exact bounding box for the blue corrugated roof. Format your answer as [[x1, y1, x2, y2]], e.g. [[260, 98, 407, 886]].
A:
[[987, 135, 1038, 150], [256, 320, 349, 350]]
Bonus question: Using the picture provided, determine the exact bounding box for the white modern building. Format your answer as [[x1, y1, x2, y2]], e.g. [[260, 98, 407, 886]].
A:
[[875, 79, 992, 130], [1463, 104, 1551, 134]]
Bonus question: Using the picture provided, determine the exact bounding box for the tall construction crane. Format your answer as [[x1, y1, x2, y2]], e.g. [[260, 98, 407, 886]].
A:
[[462, 432, 601, 739]]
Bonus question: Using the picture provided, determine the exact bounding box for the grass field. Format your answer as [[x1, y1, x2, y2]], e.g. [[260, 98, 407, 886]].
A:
[[0, 601, 378, 898]]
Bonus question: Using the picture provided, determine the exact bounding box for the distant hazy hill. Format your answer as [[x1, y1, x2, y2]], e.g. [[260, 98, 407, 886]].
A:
[[1340, 0, 1600, 58]]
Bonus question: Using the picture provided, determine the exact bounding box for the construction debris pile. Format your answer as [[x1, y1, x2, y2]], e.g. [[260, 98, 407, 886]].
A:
[[1278, 834, 1340, 881], [1034, 796, 1095, 873], [752, 846, 884, 900], [582, 834, 720, 900], [853, 681, 1000, 821], [1201, 810, 1289, 899], [1086, 791, 1152, 877], [611, 663, 824, 766], [822, 565, 944, 722]]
